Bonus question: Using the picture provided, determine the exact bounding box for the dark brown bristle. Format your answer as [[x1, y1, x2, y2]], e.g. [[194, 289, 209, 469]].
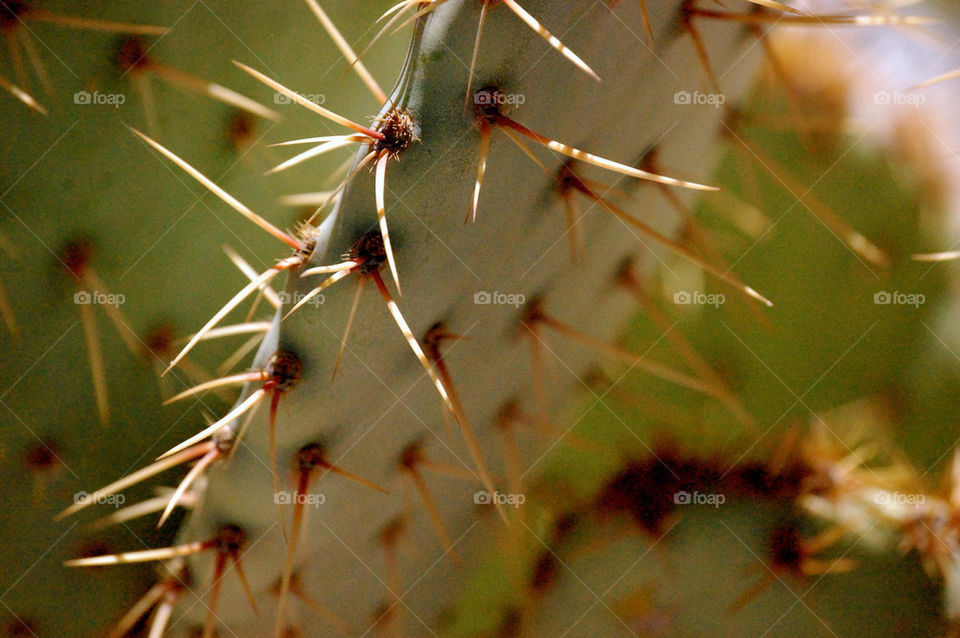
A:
[[226, 111, 256, 149], [71, 539, 114, 568], [379, 516, 406, 546], [557, 162, 603, 202], [473, 86, 504, 124], [423, 322, 460, 363], [552, 512, 579, 543], [116, 36, 150, 72], [350, 231, 387, 275], [557, 162, 583, 194], [0, 1, 27, 30], [595, 450, 721, 535], [679, 0, 696, 26], [769, 523, 804, 572], [5, 617, 39, 638], [25, 441, 58, 471], [530, 550, 558, 593], [638, 146, 660, 173], [728, 461, 809, 501], [271, 572, 298, 596], [614, 256, 639, 289], [144, 323, 176, 355], [398, 442, 423, 472], [59, 240, 92, 278], [596, 459, 680, 535], [373, 107, 416, 156], [498, 607, 523, 638], [296, 443, 326, 471], [423, 322, 447, 351], [171, 567, 193, 590], [216, 524, 246, 554], [267, 350, 303, 393], [582, 366, 610, 391], [518, 296, 546, 329], [494, 398, 521, 430], [371, 601, 395, 626]]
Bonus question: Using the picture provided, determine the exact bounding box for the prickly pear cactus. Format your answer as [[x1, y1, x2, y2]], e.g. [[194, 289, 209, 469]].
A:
[[3, 1, 960, 637]]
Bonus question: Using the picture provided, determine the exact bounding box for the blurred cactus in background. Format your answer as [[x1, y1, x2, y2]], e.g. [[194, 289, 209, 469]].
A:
[[2, 1, 960, 637]]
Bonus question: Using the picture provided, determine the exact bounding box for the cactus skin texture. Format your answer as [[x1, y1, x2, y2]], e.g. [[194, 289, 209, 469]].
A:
[[169, 2, 766, 634], [2, 1, 960, 637]]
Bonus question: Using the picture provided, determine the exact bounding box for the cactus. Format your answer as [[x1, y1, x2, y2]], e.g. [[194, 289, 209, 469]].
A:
[[2, 0, 960, 637]]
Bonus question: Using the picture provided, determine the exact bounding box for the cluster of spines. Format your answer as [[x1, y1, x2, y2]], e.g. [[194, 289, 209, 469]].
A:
[[468, 415, 953, 633]]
